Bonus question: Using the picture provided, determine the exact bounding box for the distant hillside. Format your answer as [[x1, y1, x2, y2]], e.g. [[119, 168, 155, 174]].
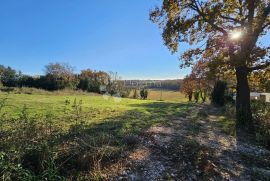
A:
[[122, 79, 182, 91]]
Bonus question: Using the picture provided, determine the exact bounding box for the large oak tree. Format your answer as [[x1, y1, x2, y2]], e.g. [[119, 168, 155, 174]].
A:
[[150, 0, 270, 131]]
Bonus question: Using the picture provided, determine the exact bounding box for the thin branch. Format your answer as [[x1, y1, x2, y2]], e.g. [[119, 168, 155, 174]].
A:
[[219, 15, 242, 24], [190, 0, 228, 36], [248, 61, 270, 71]]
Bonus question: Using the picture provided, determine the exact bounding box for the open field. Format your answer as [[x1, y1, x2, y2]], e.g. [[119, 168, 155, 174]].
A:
[[0, 89, 187, 119], [1, 90, 269, 180], [147, 90, 187, 102], [0, 90, 193, 180], [127, 89, 187, 102], [0, 91, 192, 138]]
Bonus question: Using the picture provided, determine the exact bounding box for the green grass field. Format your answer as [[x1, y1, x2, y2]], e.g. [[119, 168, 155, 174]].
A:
[[0, 90, 190, 132], [0, 89, 193, 180], [0, 89, 187, 119]]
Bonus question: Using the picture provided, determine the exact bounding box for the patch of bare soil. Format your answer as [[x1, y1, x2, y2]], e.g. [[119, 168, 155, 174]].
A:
[[112, 105, 270, 181]]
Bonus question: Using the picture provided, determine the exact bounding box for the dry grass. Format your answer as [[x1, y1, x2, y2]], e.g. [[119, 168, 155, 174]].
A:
[[128, 89, 187, 102], [147, 90, 187, 102]]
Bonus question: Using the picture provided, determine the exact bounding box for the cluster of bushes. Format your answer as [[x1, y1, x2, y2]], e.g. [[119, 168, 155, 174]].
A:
[[140, 89, 148, 99], [0, 63, 130, 97], [131, 88, 149, 99]]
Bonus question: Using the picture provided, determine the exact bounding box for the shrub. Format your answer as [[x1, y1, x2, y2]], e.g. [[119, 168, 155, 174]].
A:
[[224, 104, 236, 118], [132, 89, 139, 99], [140, 89, 148, 99], [211, 80, 227, 106], [194, 91, 200, 103], [251, 100, 270, 148], [119, 88, 131, 98]]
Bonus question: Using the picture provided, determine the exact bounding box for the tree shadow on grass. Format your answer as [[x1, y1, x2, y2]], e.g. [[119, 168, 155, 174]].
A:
[[198, 105, 270, 180], [0, 101, 210, 180], [52, 101, 197, 178]]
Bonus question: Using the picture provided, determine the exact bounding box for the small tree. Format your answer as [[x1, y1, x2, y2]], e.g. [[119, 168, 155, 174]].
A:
[[211, 81, 227, 106], [44, 63, 77, 90], [0, 65, 18, 87], [133, 89, 138, 99], [140, 89, 148, 99], [194, 91, 200, 103], [181, 75, 196, 102]]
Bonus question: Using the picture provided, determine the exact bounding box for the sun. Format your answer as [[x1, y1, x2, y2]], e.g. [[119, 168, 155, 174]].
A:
[[230, 30, 242, 40]]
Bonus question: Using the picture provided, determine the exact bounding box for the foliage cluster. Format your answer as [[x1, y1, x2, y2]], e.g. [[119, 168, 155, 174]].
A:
[[151, 0, 270, 131], [0, 63, 130, 98], [251, 101, 270, 148], [140, 89, 148, 100]]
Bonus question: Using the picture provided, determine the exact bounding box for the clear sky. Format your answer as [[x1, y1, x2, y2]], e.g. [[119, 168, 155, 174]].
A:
[[0, 0, 191, 80]]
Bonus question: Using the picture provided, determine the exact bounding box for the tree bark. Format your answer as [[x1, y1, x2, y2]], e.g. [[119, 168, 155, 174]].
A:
[[235, 67, 254, 132], [188, 93, 192, 102]]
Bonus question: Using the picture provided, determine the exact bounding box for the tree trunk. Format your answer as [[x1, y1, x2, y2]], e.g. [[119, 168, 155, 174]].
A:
[[235, 67, 254, 132], [188, 93, 192, 102], [200, 90, 206, 103]]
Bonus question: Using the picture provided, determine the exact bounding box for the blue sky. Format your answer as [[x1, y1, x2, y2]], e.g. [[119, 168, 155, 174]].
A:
[[0, 0, 191, 80]]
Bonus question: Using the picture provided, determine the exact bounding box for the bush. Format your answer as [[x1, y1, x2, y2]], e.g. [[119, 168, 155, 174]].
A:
[[140, 89, 148, 99], [0, 87, 14, 92], [251, 100, 270, 148], [132, 89, 139, 99], [194, 91, 199, 103], [119, 88, 131, 98], [211, 81, 227, 106]]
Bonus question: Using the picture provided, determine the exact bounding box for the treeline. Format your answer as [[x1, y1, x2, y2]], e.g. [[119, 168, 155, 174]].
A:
[[181, 59, 270, 104], [0, 63, 129, 96], [122, 79, 182, 91]]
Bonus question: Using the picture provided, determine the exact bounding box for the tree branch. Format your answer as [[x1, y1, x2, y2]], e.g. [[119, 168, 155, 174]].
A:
[[247, 0, 255, 24], [248, 61, 270, 72], [190, 0, 228, 36], [219, 15, 242, 24]]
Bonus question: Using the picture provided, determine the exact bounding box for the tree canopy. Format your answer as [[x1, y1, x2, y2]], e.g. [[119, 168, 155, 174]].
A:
[[151, 0, 270, 131]]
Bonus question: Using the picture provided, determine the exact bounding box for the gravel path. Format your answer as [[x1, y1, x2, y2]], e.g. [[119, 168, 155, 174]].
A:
[[113, 105, 270, 181]]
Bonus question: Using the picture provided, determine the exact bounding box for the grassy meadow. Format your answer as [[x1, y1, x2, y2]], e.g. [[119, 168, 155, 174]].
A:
[[147, 90, 187, 102], [0, 88, 192, 180], [1, 88, 269, 180], [0, 89, 187, 119]]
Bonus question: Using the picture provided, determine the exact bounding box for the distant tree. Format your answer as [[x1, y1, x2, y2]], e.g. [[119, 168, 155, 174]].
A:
[[0, 65, 18, 87], [150, 0, 270, 131], [107, 72, 122, 96], [44, 63, 78, 90], [181, 75, 196, 102], [131, 89, 137, 99], [18, 75, 36, 88], [140, 89, 148, 99], [191, 60, 212, 103], [45, 63, 74, 77], [78, 69, 111, 93]]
